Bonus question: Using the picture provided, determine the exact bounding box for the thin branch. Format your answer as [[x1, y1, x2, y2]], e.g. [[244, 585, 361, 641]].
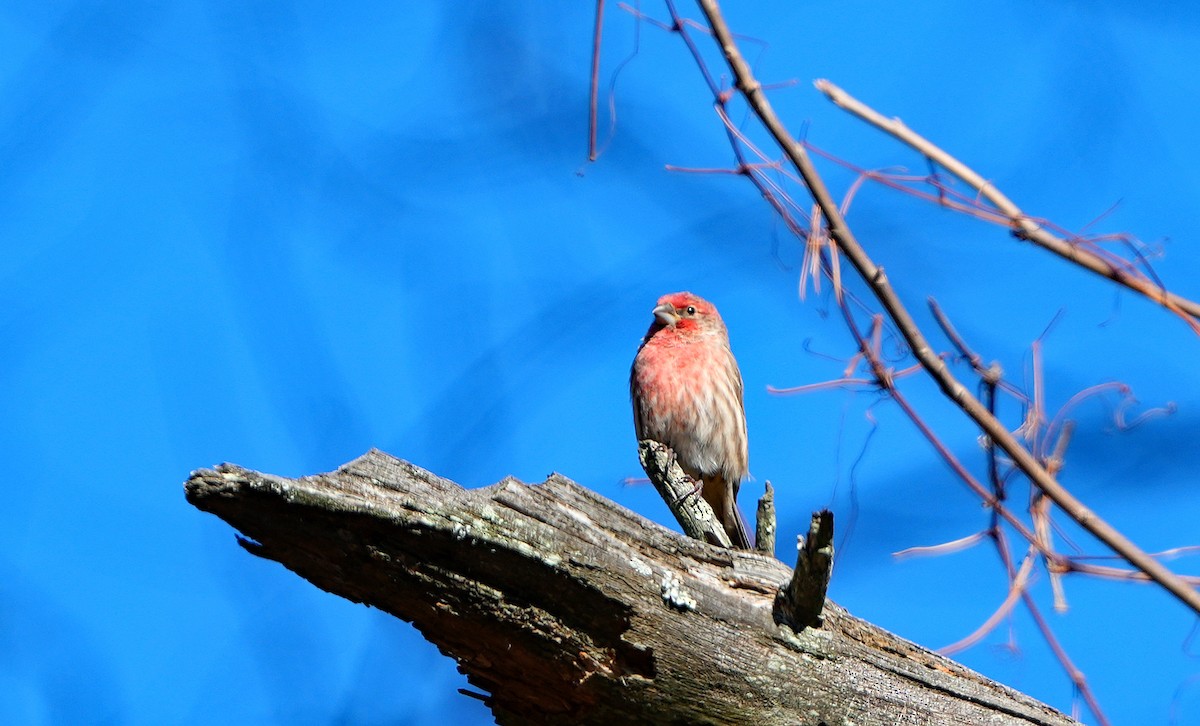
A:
[[1071, 545, 1200, 562], [1032, 494, 1068, 612], [638, 439, 733, 547], [768, 362, 922, 396], [816, 249, 1056, 561], [990, 527, 1111, 726], [588, 0, 606, 160], [1066, 561, 1200, 586], [815, 78, 1200, 333], [928, 298, 1024, 402], [939, 548, 1037, 656], [893, 531, 989, 559], [1041, 421, 1076, 612], [694, 0, 1200, 615]]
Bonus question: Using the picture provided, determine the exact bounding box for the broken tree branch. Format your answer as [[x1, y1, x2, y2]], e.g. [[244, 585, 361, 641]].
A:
[[755, 481, 776, 557], [776, 510, 834, 630], [637, 439, 732, 547], [184, 450, 1076, 725], [815, 79, 1200, 332]]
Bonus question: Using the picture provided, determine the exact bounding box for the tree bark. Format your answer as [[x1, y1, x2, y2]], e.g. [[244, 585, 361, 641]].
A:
[[184, 449, 1076, 726]]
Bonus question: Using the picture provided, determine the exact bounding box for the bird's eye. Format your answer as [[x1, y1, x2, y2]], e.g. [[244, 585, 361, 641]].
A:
[[685, 306, 697, 315]]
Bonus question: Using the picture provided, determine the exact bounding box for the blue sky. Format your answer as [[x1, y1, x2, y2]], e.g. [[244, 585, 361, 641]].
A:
[[3, 2, 1199, 724]]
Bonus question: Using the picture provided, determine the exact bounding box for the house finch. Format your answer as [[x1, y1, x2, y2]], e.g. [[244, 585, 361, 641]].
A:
[[630, 291, 751, 549]]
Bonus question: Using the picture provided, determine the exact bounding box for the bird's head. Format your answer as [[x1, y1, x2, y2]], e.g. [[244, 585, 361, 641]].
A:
[[648, 292, 724, 336]]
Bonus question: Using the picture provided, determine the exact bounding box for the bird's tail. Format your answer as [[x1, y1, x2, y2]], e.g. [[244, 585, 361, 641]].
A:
[[725, 506, 752, 550], [703, 475, 753, 550]]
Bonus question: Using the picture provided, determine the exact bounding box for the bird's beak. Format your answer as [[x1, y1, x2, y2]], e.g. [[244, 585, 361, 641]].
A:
[[652, 302, 680, 327]]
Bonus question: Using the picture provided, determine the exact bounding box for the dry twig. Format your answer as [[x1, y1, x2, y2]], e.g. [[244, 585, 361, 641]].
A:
[[815, 79, 1200, 333]]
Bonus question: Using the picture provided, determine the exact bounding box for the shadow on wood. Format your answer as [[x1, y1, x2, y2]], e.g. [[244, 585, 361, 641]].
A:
[[184, 449, 1076, 726]]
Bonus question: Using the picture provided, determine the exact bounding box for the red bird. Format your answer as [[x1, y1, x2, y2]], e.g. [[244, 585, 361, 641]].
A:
[[630, 292, 751, 549]]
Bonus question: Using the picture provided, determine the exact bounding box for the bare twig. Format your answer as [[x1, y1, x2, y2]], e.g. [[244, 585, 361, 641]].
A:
[[937, 307, 1103, 713], [810, 248, 1063, 565], [893, 531, 989, 559], [1038, 421, 1077, 612], [929, 298, 1023, 402], [1067, 561, 1200, 585], [1072, 545, 1200, 562], [693, 0, 1200, 617], [990, 527, 1110, 725], [940, 549, 1037, 656], [815, 79, 1200, 333], [588, 0, 606, 160]]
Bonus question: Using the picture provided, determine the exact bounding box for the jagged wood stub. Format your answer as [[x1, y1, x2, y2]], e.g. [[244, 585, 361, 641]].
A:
[[777, 510, 835, 630], [184, 449, 1076, 726], [756, 481, 777, 557]]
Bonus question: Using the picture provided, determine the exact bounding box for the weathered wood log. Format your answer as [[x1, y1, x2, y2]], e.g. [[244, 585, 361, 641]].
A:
[[183, 449, 1076, 726]]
